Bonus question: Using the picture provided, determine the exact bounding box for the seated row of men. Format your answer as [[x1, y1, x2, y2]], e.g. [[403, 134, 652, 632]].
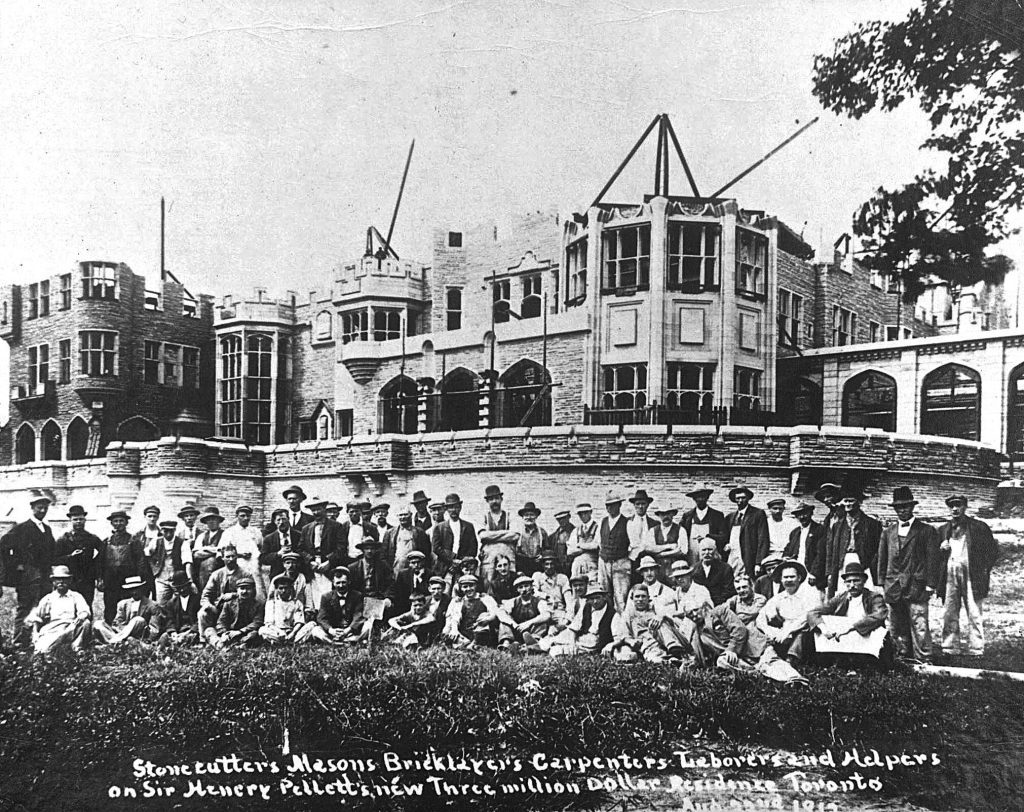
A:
[[25, 537, 890, 682]]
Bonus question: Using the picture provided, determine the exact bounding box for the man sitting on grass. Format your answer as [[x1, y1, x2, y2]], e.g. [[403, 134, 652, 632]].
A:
[[309, 567, 364, 645], [280, 552, 318, 621], [386, 591, 441, 650], [808, 561, 890, 670], [259, 574, 316, 646], [94, 575, 161, 646], [756, 561, 817, 667], [607, 583, 666, 663], [206, 576, 264, 649], [442, 575, 501, 648], [199, 544, 244, 637], [155, 570, 200, 648], [652, 561, 713, 662], [497, 575, 551, 652], [24, 565, 93, 656], [724, 572, 766, 628], [427, 575, 451, 621], [563, 583, 617, 654]]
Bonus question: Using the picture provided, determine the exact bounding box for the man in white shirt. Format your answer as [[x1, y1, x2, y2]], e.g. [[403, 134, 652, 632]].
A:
[[148, 519, 193, 603], [531, 552, 570, 615], [653, 561, 713, 660], [25, 565, 93, 655], [756, 561, 818, 666], [626, 489, 660, 562], [566, 502, 599, 579], [220, 505, 266, 598], [766, 498, 797, 556]]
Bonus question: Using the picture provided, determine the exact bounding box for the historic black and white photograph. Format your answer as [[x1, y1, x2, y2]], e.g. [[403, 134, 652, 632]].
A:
[[0, 1, 1022, 809]]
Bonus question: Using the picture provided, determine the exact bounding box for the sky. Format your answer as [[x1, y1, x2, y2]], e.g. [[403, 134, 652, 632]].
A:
[[1, 0, 1019, 303]]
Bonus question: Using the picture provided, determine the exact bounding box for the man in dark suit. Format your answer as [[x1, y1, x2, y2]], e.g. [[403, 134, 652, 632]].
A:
[[785, 503, 827, 591], [263, 485, 314, 536], [877, 487, 939, 663], [824, 486, 883, 598], [679, 486, 729, 562], [936, 495, 999, 657], [54, 504, 102, 608], [155, 570, 200, 647], [389, 550, 431, 616], [347, 538, 394, 607], [692, 538, 736, 606], [336, 500, 379, 565], [411, 491, 433, 533], [1, 491, 57, 648], [382, 506, 431, 575], [261, 508, 308, 579], [431, 493, 478, 578], [809, 561, 890, 669], [724, 486, 769, 580], [302, 499, 351, 581], [310, 567, 364, 644]]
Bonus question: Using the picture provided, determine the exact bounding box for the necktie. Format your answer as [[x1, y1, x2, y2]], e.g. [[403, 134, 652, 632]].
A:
[[900, 522, 911, 529]]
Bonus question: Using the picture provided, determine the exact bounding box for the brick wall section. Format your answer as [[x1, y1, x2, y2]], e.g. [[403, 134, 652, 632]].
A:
[[775, 250, 817, 356], [0, 265, 214, 463], [290, 322, 336, 428]]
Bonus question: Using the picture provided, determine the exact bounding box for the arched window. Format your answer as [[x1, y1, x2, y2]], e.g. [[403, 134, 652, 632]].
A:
[[41, 420, 62, 461], [499, 359, 551, 427], [379, 375, 419, 434], [67, 416, 90, 460], [842, 370, 897, 432], [117, 416, 159, 442], [781, 378, 822, 426], [439, 368, 480, 432], [314, 310, 332, 341], [921, 363, 981, 441], [15, 423, 35, 464]]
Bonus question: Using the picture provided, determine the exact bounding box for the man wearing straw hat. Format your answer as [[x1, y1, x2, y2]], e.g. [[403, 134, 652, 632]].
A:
[[24, 564, 93, 655], [653, 560, 713, 662], [566, 501, 599, 579], [598, 490, 632, 613], [94, 574, 161, 645]]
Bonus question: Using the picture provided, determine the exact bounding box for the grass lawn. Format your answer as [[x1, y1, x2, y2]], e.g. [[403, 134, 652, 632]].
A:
[[0, 537, 1022, 811]]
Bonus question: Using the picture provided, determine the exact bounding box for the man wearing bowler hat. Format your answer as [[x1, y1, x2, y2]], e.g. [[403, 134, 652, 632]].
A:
[[877, 486, 939, 663], [155, 570, 200, 647], [785, 503, 826, 593], [431, 493, 478, 578], [1, 490, 57, 648], [545, 509, 574, 574], [97, 509, 148, 625], [680, 486, 728, 563], [823, 486, 882, 599], [55, 504, 102, 608], [937, 495, 999, 657], [477, 484, 519, 590], [626, 489, 661, 565], [808, 561, 889, 669], [724, 486, 770, 580], [278, 485, 313, 534], [566, 501, 599, 579], [598, 491, 632, 613], [410, 490, 433, 532], [25, 564, 93, 655]]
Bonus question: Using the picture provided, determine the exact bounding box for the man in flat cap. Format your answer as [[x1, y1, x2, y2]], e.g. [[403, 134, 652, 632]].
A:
[[199, 543, 245, 637], [97, 509, 148, 625], [176, 505, 202, 555], [808, 561, 889, 669], [824, 486, 882, 599], [692, 537, 736, 606], [383, 505, 431, 577], [545, 509, 574, 575], [566, 501, 599, 580], [477, 485, 519, 591], [133, 505, 163, 595], [207, 576, 264, 649], [94, 574, 161, 645], [428, 501, 446, 528], [1, 492, 56, 648], [598, 491, 632, 613], [498, 575, 552, 651], [766, 498, 797, 557], [532, 551, 570, 617], [148, 518, 193, 604], [279, 551, 318, 620], [310, 567, 364, 645], [431, 493, 478, 579], [937, 495, 998, 657], [680, 486, 728, 563], [389, 550, 431, 616], [724, 486, 770, 581], [442, 574, 501, 648], [785, 503, 826, 596], [877, 486, 939, 663], [191, 506, 226, 593], [411, 490, 433, 533], [24, 564, 93, 655], [259, 574, 315, 645], [55, 505, 102, 609], [372, 504, 393, 538], [154, 570, 200, 648]]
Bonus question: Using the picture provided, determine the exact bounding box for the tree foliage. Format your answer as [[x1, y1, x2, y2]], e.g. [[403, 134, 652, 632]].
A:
[[813, 0, 1024, 298]]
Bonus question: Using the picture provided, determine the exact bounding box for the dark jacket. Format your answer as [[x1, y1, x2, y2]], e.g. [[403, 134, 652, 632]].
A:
[[158, 590, 200, 635], [935, 517, 999, 601], [575, 602, 615, 650], [724, 506, 770, 580], [692, 559, 737, 606], [98, 532, 149, 589], [1, 519, 56, 587], [877, 519, 940, 604], [784, 521, 827, 586], [216, 595, 265, 635], [54, 529, 103, 587], [431, 520, 478, 576], [301, 518, 351, 570], [808, 588, 888, 635], [390, 567, 433, 616], [347, 556, 394, 600], [260, 528, 310, 578], [382, 524, 431, 571], [263, 510, 314, 537], [679, 506, 729, 555], [824, 511, 883, 597], [317, 589, 364, 632]]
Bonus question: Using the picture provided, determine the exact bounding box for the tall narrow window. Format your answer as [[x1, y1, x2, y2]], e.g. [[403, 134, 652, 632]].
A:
[[27, 284, 38, 320], [736, 229, 767, 296], [28, 345, 49, 392], [734, 367, 762, 411], [59, 340, 71, 384], [219, 335, 243, 438], [245, 334, 273, 445], [183, 347, 199, 388], [493, 279, 511, 323], [144, 341, 161, 384], [372, 310, 401, 341], [39, 281, 50, 316], [521, 275, 542, 319], [832, 306, 857, 346], [777, 289, 803, 346], [163, 344, 180, 384], [603, 225, 650, 290], [60, 274, 72, 310], [565, 238, 588, 306], [668, 222, 718, 290], [446, 288, 462, 331], [79, 331, 117, 376]]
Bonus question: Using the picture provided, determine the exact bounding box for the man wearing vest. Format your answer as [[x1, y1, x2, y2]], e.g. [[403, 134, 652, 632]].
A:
[[724, 486, 770, 580], [477, 485, 519, 590], [937, 495, 999, 657], [785, 503, 826, 594], [877, 486, 939, 663], [566, 501, 599, 579], [497, 575, 552, 651], [598, 491, 632, 613], [442, 574, 501, 648], [2, 491, 57, 649], [679, 486, 728, 564], [148, 518, 193, 603], [54, 504, 102, 609], [566, 583, 617, 654]]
